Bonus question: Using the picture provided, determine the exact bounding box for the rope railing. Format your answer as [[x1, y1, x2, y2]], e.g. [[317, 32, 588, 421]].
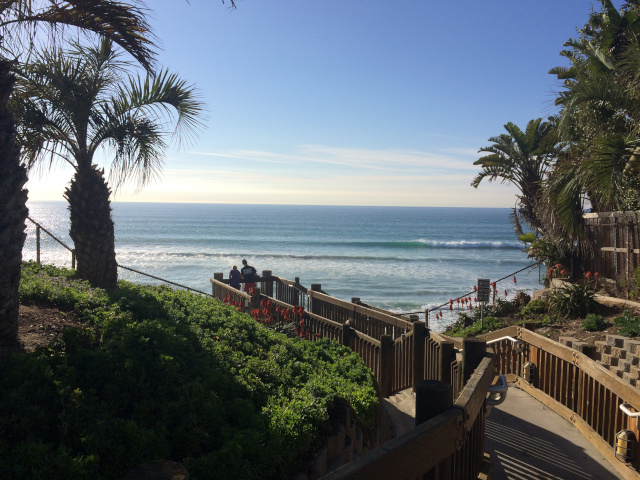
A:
[[24, 216, 209, 296], [24, 214, 544, 330]]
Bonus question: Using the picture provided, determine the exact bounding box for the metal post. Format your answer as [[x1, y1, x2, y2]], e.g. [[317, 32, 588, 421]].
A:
[[36, 225, 41, 264]]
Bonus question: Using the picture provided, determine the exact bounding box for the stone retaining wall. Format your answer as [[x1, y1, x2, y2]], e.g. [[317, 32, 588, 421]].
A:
[[559, 334, 640, 387]]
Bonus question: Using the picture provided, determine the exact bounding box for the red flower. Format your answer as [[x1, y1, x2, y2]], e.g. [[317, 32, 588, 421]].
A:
[[449, 304, 453, 310], [561, 269, 566, 275], [594, 272, 599, 277], [513, 276, 517, 283], [504, 290, 507, 297], [586, 271, 592, 278], [473, 286, 477, 291], [474, 297, 477, 302]]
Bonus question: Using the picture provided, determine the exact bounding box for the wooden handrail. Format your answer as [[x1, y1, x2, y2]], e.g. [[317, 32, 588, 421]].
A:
[[486, 325, 640, 479], [308, 289, 413, 330], [322, 353, 495, 479]]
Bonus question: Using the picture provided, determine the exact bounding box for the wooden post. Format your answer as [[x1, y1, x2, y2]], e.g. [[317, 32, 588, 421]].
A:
[[463, 337, 486, 385], [416, 380, 454, 479], [212, 273, 223, 299], [522, 322, 536, 332], [379, 334, 394, 398], [250, 288, 261, 311], [342, 321, 351, 349], [415, 380, 453, 425], [36, 225, 41, 264], [439, 341, 454, 385], [412, 320, 426, 391], [310, 284, 322, 314], [351, 297, 360, 304], [261, 270, 273, 297]]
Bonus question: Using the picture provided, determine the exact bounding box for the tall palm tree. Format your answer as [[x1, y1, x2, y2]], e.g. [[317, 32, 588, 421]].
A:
[[549, 0, 640, 218], [471, 118, 558, 235], [0, 0, 156, 345], [12, 39, 205, 289]]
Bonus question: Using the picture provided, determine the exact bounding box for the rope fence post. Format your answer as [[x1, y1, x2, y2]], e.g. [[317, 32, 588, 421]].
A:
[[36, 225, 41, 264]]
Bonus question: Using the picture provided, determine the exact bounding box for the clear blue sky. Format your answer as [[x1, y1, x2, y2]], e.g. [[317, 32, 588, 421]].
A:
[[27, 0, 610, 207]]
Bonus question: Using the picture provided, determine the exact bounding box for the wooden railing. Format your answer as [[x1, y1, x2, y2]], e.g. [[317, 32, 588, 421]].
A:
[[211, 272, 496, 478], [323, 352, 495, 480], [483, 325, 640, 480], [211, 273, 456, 398]]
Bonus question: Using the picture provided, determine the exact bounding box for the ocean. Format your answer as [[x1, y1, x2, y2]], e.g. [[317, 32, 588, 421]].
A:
[[24, 201, 544, 332]]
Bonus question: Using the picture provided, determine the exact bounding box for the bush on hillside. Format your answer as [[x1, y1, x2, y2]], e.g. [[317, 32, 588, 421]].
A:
[[547, 282, 597, 318], [583, 313, 606, 332], [615, 309, 640, 337], [2, 263, 378, 479]]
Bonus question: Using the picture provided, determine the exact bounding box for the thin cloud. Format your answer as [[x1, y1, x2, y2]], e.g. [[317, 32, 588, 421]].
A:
[[192, 145, 474, 171]]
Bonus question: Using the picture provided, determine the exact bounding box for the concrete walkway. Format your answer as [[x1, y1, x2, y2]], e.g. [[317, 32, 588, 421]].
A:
[[383, 385, 622, 479], [486, 386, 620, 480]]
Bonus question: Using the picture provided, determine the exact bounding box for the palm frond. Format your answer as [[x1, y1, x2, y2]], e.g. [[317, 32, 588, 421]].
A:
[[1, 0, 158, 70]]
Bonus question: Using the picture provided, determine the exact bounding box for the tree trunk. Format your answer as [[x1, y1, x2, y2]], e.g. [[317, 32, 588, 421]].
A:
[[65, 165, 118, 290], [0, 59, 28, 345]]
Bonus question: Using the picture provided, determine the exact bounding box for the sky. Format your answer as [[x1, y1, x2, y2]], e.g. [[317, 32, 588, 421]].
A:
[[25, 0, 613, 207]]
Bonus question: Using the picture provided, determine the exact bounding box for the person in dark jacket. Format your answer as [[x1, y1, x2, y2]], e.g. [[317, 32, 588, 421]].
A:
[[229, 265, 241, 289], [240, 259, 257, 293]]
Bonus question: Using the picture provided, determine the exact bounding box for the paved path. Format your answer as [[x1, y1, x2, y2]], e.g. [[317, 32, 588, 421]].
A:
[[485, 386, 621, 480], [383, 385, 622, 479]]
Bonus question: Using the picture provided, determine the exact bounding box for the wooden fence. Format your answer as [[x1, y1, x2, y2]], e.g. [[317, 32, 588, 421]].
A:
[[583, 211, 640, 294], [323, 351, 494, 480], [211, 272, 457, 398], [483, 325, 640, 480]]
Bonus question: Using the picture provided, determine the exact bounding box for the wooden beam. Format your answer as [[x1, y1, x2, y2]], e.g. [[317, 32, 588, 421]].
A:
[[321, 409, 462, 480]]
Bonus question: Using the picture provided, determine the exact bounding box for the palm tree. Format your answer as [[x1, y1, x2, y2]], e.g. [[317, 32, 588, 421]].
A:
[[12, 39, 205, 289], [0, 1, 157, 345], [471, 118, 558, 235], [549, 0, 640, 218]]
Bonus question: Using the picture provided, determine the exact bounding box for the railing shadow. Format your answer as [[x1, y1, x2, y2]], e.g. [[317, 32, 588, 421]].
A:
[[487, 393, 619, 479]]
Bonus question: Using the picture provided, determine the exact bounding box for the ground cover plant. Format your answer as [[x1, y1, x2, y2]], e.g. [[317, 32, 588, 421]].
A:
[[615, 309, 640, 338], [1, 263, 378, 479]]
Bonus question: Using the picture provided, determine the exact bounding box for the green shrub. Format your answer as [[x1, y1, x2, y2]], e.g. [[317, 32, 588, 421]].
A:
[[520, 299, 547, 318], [547, 282, 597, 318], [583, 314, 606, 332], [615, 310, 640, 337], [3, 264, 379, 479], [444, 316, 509, 337]]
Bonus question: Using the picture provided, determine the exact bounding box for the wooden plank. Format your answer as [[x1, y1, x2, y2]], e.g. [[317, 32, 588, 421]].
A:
[[520, 330, 640, 404], [516, 378, 640, 480], [308, 289, 413, 333], [480, 326, 519, 343], [454, 355, 494, 430], [321, 409, 462, 480]]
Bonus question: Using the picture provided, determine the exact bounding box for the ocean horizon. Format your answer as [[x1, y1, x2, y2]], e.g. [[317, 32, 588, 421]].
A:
[[24, 201, 544, 332]]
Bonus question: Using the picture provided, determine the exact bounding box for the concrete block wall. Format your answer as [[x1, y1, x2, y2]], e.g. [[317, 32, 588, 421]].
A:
[[590, 335, 640, 387], [559, 334, 640, 386]]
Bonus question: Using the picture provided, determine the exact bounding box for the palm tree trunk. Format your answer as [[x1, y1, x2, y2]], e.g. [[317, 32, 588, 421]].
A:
[[64, 165, 118, 290], [0, 59, 28, 345]]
